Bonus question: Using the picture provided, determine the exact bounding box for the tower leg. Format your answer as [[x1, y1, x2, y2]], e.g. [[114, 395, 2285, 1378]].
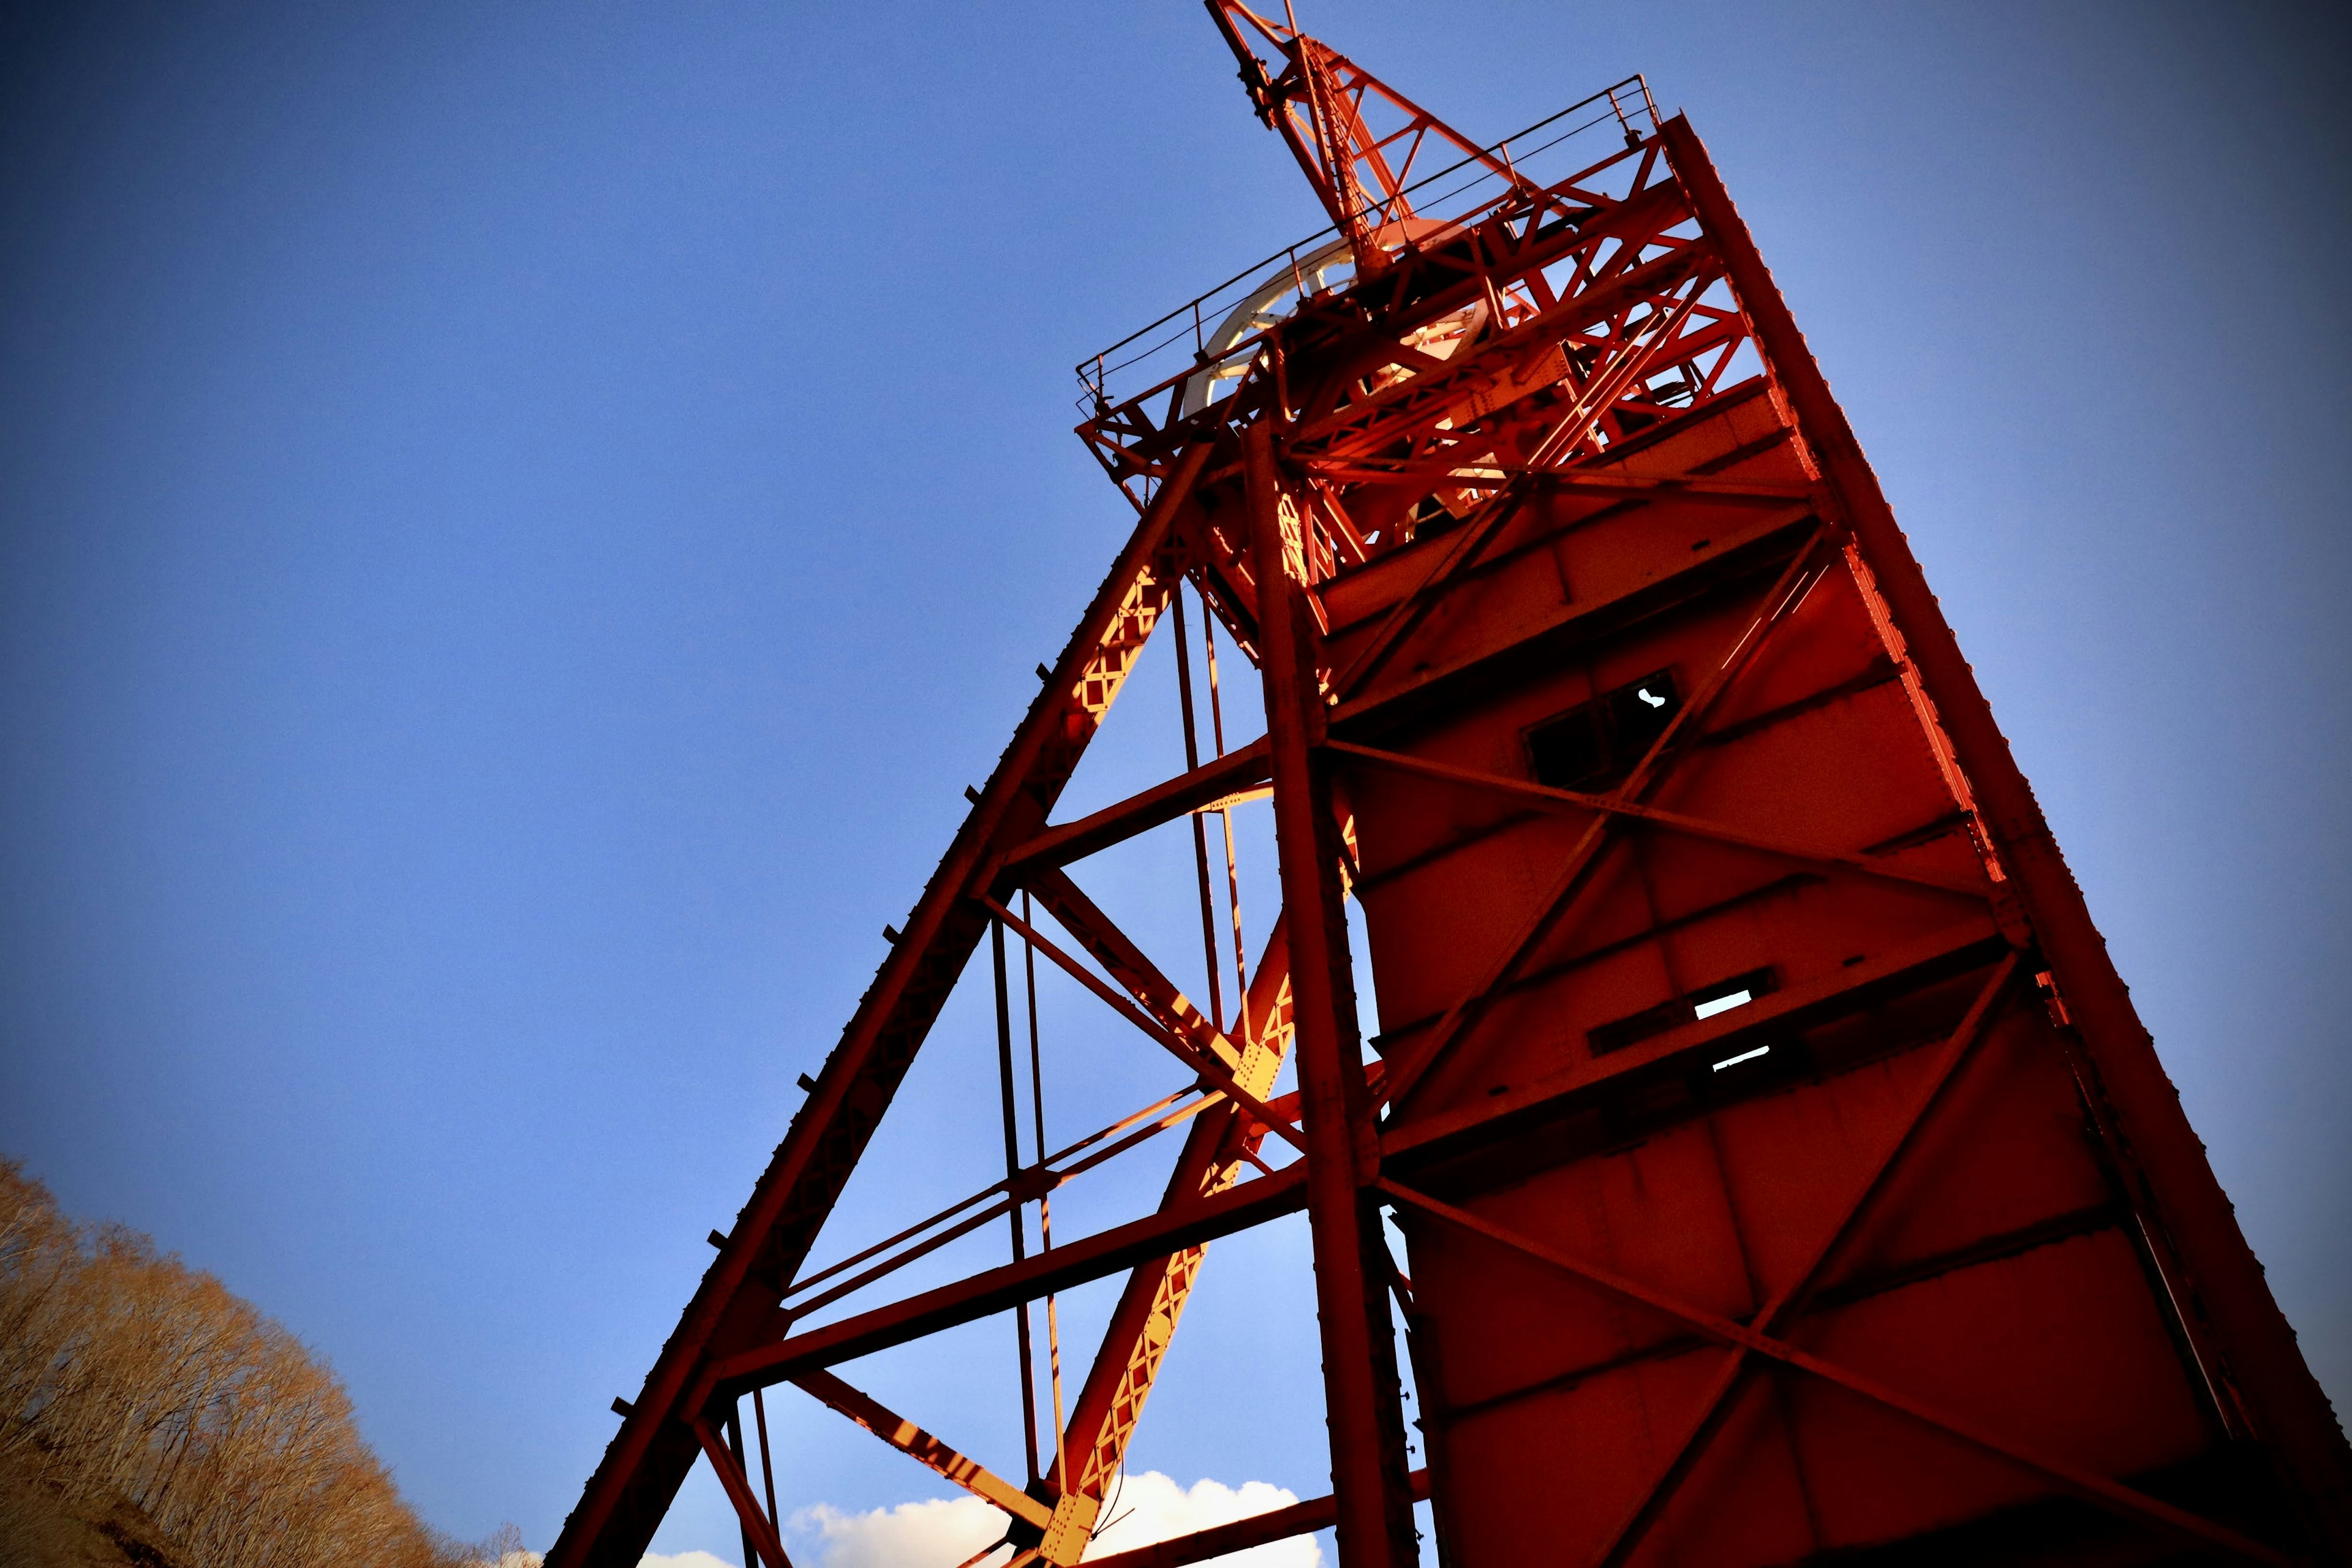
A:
[[1245, 421, 1419, 1568]]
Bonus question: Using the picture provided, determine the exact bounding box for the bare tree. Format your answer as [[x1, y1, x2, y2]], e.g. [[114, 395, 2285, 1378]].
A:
[[0, 1157, 482, 1568]]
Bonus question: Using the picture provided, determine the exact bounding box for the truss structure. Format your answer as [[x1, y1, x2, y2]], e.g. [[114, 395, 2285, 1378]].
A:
[[547, 7, 2352, 1565]]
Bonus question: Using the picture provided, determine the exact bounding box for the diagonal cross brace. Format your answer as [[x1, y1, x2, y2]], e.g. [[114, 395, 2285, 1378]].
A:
[[1057, 917, 1298, 1499], [791, 1369, 1052, 1531], [1374, 527, 1835, 1114], [1025, 869, 1259, 1085], [1379, 1175, 2292, 1567], [1582, 952, 2020, 1566], [981, 892, 1305, 1154]]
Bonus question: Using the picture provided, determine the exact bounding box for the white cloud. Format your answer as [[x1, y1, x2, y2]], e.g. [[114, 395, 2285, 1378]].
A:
[[791, 1494, 1006, 1568], [639, 1553, 740, 1568], [783, 1474, 1320, 1568], [1086, 1474, 1320, 1566]]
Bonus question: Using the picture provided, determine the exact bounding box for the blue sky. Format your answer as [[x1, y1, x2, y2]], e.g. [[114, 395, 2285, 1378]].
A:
[[2, 1, 2346, 1557]]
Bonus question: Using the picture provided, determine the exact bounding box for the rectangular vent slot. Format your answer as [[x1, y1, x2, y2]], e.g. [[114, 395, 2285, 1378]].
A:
[[1587, 965, 1778, 1057]]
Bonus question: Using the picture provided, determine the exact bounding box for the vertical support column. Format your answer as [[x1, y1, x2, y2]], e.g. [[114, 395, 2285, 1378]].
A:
[[992, 918, 1044, 1486], [1243, 420, 1419, 1568]]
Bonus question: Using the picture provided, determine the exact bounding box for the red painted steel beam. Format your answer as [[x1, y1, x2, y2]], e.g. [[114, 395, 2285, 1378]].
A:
[[1207, 1, 1517, 271], [1662, 115, 2352, 1557], [1325, 510, 1821, 743], [689, 1418, 794, 1568], [992, 740, 1271, 888], [1245, 420, 1420, 1568], [701, 1161, 1308, 1402], [982, 893, 1305, 1155], [1023, 869, 1240, 1068], [1083, 1468, 1431, 1568], [791, 1369, 1053, 1531]]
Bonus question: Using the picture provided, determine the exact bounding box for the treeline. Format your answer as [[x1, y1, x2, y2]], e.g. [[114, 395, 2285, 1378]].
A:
[[0, 1157, 508, 1567]]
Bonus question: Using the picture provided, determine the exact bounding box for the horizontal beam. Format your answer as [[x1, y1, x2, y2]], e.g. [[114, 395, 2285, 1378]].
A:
[[1081, 1469, 1430, 1568], [1380, 923, 2008, 1169], [703, 1164, 1309, 1401], [1327, 741, 1988, 898], [993, 741, 1270, 888]]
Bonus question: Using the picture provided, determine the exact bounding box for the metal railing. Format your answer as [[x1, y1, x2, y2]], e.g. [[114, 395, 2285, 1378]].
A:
[[1074, 74, 1662, 415]]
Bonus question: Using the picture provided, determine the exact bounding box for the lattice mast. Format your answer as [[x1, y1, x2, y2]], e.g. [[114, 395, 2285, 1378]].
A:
[[1205, 1, 1526, 273]]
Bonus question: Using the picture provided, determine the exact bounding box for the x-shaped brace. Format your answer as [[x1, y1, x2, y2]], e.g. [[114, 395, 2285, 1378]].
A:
[[981, 892, 1305, 1155], [1375, 526, 1836, 1112], [1381, 957, 2290, 1566]]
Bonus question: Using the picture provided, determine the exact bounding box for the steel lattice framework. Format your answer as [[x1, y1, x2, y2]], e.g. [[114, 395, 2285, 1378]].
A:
[[548, 7, 2352, 1565]]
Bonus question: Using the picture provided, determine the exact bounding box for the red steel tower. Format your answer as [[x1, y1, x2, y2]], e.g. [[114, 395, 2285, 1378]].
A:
[[548, 7, 2352, 1564]]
